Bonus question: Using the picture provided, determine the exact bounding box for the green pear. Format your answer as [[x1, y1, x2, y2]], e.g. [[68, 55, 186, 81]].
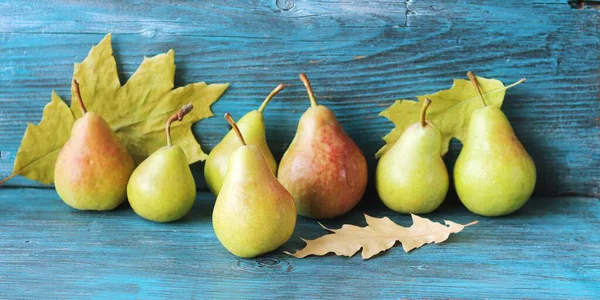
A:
[[278, 73, 368, 219], [213, 113, 296, 258], [376, 99, 449, 214], [54, 80, 135, 211], [127, 104, 197, 222], [204, 84, 284, 195], [454, 72, 536, 217]]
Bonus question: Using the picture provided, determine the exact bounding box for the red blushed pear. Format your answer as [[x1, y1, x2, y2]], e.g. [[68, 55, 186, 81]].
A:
[[54, 80, 135, 211], [277, 73, 368, 219]]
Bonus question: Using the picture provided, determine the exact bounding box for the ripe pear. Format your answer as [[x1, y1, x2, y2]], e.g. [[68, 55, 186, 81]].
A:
[[204, 84, 284, 195], [54, 80, 135, 211], [454, 72, 536, 217], [376, 99, 449, 214], [213, 113, 296, 258], [127, 104, 197, 222], [278, 73, 368, 219]]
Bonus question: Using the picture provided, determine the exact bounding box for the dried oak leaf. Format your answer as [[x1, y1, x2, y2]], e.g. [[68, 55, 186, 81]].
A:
[[286, 214, 477, 259], [4, 34, 228, 185], [376, 76, 524, 158]]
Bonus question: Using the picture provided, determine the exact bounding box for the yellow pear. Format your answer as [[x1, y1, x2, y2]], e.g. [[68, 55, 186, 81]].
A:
[[213, 113, 296, 258], [454, 72, 536, 217], [204, 84, 283, 195], [376, 99, 449, 214], [127, 104, 197, 222]]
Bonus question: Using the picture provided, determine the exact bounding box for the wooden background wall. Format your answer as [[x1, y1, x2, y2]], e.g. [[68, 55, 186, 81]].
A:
[[0, 0, 598, 197]]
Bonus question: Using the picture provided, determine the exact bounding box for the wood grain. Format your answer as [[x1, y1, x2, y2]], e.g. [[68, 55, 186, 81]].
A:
[[0, 1, 598, 196], [0, 189, 598, 299]]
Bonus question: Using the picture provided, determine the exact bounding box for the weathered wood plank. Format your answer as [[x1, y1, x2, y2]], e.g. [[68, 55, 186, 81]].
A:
[[0, 189, 598, 298], [0, 1, 598, 196]]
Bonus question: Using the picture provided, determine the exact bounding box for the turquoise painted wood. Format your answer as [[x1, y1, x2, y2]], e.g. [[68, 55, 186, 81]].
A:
[[0, 1, 599, 196], [0, 1, 599, 298], [0, 189, 598, 299]]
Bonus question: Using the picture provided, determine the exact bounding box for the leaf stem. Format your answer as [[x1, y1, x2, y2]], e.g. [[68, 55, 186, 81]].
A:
[[299, 73, 318, 108], [420, 98, 432, 127], [465, 220, 479, 226], [166, 103, 194, 147], [467, 71, 486, 108], [224, 113, 246, 146], [258, 83, 286, 113], [73, 79, 87, 114], [0, 171, 21, 185], [506, 78, 526, 89]]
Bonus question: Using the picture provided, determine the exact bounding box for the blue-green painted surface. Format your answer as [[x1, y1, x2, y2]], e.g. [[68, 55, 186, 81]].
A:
[[0, 189, 599, 298], [0, 0, 598, 196], [0, 1, 599, 298]]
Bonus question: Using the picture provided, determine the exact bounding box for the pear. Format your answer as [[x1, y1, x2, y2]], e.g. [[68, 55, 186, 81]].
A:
[[204, 84, 284, 195], [127, 104, 197, 222], [54, 80, 135, 211], [454, 71, 536, 217], [278, 73, 368, 219], [376, 99, 449, 214], [213, 113, 296, 258]]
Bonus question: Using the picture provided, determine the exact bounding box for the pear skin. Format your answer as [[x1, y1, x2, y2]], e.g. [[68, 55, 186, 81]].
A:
[[376, 99, 449, 214], [204, 84, 284, 195], [454, 72, 536, 217], [278, 74, 367, 219], [54, 80, 134, 211], [127, 146, 196, 222], [213, 114, 296, 258], [454, 105, 536, 216], [127, 104, 197, 222]]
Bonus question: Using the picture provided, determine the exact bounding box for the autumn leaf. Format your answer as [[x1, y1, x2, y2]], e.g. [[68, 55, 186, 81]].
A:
[[285, 214, 477, 259], [1, 92, 77, 185], [3, 34, 228, 185], [376, 76, 525, 158]]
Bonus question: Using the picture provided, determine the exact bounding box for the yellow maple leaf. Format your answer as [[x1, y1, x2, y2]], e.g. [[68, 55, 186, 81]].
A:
[[3, 34, 228, 185], [285, 214, 477, 259], [376, 76, 525, 158]]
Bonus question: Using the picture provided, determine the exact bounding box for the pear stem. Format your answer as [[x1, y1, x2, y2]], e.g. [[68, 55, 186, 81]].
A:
[[224, 113, 246, 146], [467, 71, 487, 108], [258, 83, 286, 113], [166, 103, 194, 147], [420, 98, 432, 127], [299, 73, 318, 108], [72, 79, 87, 114]]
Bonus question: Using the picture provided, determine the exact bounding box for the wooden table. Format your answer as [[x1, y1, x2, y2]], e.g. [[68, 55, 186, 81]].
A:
[[1, 190, 599, 298], [1, 1, 598, 298]]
